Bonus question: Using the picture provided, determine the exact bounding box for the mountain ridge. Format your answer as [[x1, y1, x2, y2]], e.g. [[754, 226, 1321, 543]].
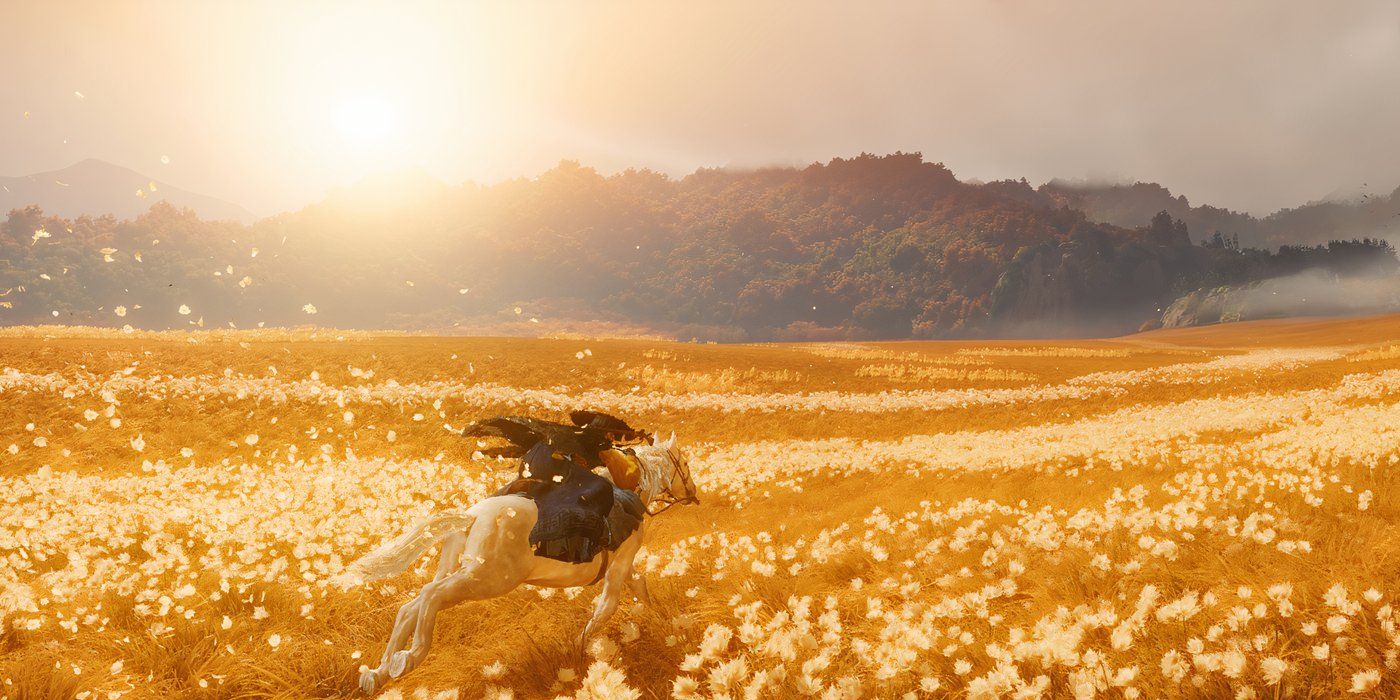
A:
[[0, 153, 1395, 338], [1040, 179, 1400, 249], [0, 159, 255, 223]]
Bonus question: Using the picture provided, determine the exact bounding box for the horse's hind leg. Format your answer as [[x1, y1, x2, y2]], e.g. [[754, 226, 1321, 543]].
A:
[[435, 531, 467, 579], [360, 531, 467, 693], [376, 496, 537, 686], [360, 596, 423, 694], [389, 558, 528, 678], [388, 579, 449, 678]]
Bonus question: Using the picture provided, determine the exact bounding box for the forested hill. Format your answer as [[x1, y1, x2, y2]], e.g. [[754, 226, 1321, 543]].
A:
[[1040, 180, 1400, 250], [1, 153, 1395, 339]]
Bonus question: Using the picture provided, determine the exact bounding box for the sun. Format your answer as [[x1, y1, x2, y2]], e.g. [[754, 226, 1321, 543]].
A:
[[332, 93, 401, 147]]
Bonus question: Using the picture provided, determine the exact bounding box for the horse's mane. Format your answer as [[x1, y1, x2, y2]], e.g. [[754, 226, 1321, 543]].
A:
[[629, 443, 674, 504]]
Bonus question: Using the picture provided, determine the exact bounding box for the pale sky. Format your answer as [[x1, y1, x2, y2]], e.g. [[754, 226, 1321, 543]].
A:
[[2, 0, 1399, 216]]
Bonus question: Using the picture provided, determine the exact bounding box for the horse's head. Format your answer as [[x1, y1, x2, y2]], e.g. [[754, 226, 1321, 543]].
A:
[[657, 431, 700, 509]]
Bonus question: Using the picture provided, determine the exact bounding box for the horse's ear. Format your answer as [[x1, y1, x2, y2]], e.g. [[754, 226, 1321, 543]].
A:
[[666, 431, 677, 449]]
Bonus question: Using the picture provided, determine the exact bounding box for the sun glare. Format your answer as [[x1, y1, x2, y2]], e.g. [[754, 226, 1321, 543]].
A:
[[332, 93, 401, 147]]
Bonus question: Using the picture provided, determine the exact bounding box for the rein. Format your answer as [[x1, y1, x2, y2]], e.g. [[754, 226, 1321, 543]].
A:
[[587, 548, 610, 585]]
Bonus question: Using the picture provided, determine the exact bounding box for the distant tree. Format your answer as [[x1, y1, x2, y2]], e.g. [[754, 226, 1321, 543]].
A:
[[1, 155, 1395, 338]]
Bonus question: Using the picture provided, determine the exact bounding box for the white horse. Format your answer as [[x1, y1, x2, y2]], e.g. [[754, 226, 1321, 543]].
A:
[[346, 433, 699, 695]]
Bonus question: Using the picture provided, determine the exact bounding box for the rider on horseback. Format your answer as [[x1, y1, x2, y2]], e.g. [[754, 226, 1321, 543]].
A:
[[463, 410, 652, 565], [351, 420, 697, 695]]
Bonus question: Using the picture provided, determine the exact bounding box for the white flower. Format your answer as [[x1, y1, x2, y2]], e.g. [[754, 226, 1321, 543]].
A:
[[1260, 657, 1287, 685], [576, 661, 639, 700], [588, 635, 619, 662], [1221, 649, 1246, 678], [672, 676, 700, 699], [1161, 650, 1188, 683], [1350, 669, 1380, 693]]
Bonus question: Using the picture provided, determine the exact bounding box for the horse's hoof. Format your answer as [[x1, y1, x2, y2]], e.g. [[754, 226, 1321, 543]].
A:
[[388, 650, 412, 678], [358, 669, 380, 695]]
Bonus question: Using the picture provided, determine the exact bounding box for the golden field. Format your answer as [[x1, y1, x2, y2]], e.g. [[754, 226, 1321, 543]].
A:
[[3, 315, 1400, 699]]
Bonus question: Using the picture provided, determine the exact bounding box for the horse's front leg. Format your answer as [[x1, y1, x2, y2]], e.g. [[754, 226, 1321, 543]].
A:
[[626, 569, 653, 608], [579, 555, 633, 645], [622, 524, 652, 608]]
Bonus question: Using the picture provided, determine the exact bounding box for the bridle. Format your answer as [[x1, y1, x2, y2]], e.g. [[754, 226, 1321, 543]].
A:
[[646, 446, 699, 516]]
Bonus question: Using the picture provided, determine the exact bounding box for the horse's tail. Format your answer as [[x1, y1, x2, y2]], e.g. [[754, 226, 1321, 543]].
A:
[[337, 511, 477, 585]]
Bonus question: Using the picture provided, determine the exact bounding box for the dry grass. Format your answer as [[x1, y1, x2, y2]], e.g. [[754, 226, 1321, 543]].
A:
[[2, 315, 1400, 698], [852, 365, 1036, 383], [624, 365, 804, 393], [1349, 345, 1400, 363]]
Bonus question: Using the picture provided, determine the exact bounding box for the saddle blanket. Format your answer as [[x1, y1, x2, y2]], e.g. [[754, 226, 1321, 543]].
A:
[[531, 487, 644, 563]]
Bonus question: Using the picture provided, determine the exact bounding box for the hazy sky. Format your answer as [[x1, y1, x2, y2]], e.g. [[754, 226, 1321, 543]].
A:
[[3, 1, 1399, 216]]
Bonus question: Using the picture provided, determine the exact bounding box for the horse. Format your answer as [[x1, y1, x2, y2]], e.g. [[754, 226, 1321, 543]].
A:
[[345, 432, 699, 695]]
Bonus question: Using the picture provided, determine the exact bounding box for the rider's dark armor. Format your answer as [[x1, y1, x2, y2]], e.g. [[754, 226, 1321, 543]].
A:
[[468, 412, 649, 564]]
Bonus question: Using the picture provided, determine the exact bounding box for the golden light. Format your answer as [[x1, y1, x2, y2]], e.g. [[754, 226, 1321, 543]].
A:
[[332, 93, 401, 148]]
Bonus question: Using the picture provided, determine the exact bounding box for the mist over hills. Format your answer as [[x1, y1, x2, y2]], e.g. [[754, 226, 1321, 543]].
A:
[[0, 159, 255, 223], [0, 153, 1395, 339], [1040, 179, 1400, 249]]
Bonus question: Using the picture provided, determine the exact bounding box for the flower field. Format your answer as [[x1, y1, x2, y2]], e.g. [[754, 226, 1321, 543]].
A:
[[3, 315, 1400, 699]]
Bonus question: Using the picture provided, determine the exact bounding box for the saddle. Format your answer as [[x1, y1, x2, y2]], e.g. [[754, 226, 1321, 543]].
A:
[[497, 441, 644, 564]]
